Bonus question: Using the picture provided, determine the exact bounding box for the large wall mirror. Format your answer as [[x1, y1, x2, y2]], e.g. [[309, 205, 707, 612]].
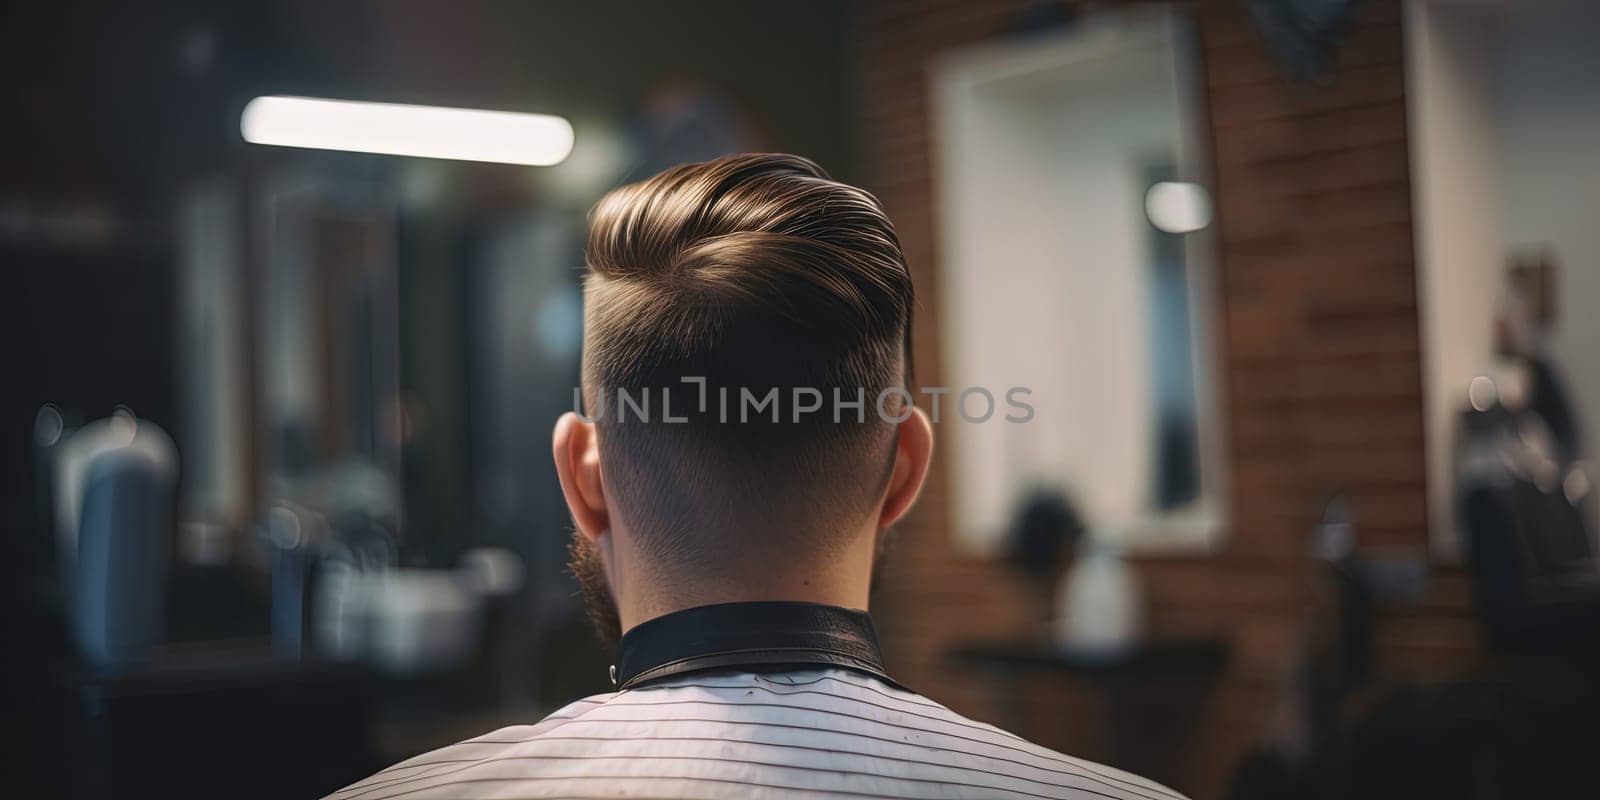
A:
[[931, 6, 1225, 556]]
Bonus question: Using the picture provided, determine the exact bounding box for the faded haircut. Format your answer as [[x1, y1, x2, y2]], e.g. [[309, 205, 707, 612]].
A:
[[580, 153, 914, 566]]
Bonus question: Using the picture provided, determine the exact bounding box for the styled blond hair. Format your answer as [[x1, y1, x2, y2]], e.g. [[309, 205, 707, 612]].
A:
[[580, 153, 914, 559]]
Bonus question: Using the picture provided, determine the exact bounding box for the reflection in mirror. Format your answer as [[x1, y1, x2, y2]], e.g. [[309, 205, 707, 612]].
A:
[[1408, 0, 1600, 558], [932, 6, 1224, 556], [259, 174, 403, 482], [255, 171, 406, 553]]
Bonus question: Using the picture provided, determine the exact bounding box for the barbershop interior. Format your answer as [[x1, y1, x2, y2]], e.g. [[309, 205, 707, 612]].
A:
[[8, 1, 1600, 797]]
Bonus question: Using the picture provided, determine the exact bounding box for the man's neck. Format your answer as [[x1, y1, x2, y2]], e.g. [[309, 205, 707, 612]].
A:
[[610, 531, 877, 634]]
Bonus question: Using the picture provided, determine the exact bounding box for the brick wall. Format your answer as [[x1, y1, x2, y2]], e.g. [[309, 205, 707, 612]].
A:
[[857, 2, 1480, 797]]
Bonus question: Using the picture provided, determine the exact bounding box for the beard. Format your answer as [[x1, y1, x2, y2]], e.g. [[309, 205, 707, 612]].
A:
[[567, 528, 623, 651], [871, 526, 896, 595], [566, 526, 901, 653]]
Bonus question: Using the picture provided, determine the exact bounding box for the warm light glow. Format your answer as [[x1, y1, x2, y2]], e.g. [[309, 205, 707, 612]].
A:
[[240, 96, 574, 166], [1144, 181, 1213, 234]]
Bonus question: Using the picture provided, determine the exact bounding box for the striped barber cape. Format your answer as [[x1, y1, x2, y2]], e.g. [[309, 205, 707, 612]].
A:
[[325, 603, 1187, 800]]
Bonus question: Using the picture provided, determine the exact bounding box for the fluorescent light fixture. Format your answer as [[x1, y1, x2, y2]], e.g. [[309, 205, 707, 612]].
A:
[[1144, 181, 1212, 234], [240, 96, 573, 166]]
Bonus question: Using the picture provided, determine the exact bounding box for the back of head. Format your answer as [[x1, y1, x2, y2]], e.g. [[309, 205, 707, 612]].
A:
[[582, 153, 914, 570]]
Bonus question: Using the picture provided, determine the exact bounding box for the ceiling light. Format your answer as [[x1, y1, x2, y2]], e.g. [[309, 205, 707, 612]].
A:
[[241, 96, 573, 166]]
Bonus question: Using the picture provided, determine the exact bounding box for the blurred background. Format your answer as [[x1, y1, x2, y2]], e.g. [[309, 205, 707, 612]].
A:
[[6, 1, 1600, 798]]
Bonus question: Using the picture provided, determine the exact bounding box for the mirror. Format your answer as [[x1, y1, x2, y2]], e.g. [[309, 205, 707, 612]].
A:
[[256, 169, 405, 504], [931, 6, 1224, 556]]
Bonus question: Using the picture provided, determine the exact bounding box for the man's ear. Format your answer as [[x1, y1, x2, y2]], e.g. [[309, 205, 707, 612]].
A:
[[879, 406, 934, 530], [552, 411, 609, 541]]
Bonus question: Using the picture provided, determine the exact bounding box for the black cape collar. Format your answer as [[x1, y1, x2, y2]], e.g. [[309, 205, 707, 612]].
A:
[[612, 601, 900, 691]]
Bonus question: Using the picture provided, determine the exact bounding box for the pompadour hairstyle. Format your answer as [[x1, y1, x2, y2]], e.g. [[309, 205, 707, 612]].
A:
[[581, 153, 914, 562]]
